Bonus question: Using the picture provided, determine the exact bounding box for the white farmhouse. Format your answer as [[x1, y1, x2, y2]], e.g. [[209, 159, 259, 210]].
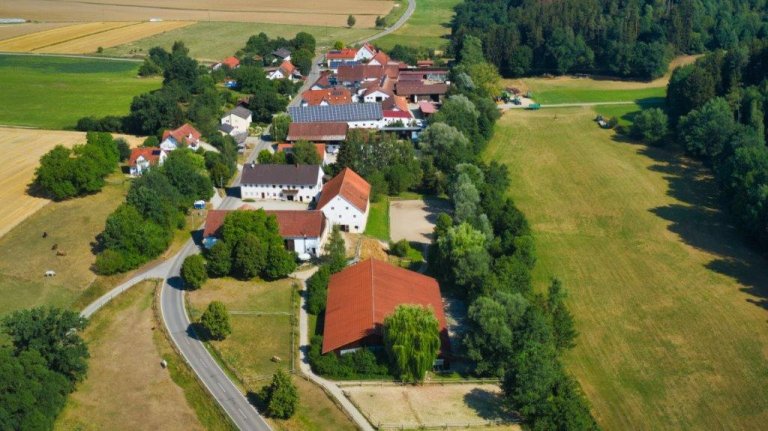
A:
[[317, 168, 371, 233], [355, 42, 377, 61], [128, 147, 167, 176], [220, 106, 252, 135], [239, 163, 324, 203], [161, 123, 202, 152]]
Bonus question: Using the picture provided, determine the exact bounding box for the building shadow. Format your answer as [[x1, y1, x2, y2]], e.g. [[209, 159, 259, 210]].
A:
[[613, 135, 768, 315]]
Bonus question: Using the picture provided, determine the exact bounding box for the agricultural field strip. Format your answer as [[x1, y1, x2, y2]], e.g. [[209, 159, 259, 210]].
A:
[[32, 22, 139, 51], [45, 0, 392, 15], [40, 21, 194, 54], [0, 22, 129, 51]]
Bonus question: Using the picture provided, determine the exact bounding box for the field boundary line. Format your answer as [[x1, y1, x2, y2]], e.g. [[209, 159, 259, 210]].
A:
[[0, 51, 142, 62], [31, 22, 140, 52]]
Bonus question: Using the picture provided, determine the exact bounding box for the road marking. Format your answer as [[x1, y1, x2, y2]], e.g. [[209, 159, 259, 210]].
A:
[[218, 382, 227, 392], [238, 408, 248, 419]]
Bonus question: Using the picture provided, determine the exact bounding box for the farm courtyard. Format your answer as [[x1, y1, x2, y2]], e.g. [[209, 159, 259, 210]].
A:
[[486, 106, 768, 429]]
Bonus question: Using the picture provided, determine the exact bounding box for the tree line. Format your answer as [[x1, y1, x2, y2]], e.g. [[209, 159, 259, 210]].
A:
[[451, 0, 768, 79], [32, 132, 129, 200], [631, 44, 768, 251], [425, 45, 599, 429], [0, 307, 89, 430]]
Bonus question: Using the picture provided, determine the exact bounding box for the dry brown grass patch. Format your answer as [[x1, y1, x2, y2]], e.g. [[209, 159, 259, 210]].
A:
[[40, 21, 194, 54]]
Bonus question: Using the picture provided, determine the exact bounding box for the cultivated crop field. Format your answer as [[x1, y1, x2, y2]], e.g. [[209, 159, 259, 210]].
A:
[[55, 281, 205, 431], [102, 22, 378, 61], [485, 107, 768, 429], [345, 384, 518, 430], [0, 22, 71, 40], [0, 0, 393, 28], [0, 128, 141, 238], [0, 54, 160, 129]]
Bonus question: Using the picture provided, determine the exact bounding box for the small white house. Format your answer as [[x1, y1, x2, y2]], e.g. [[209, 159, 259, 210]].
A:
[[355, 42, 377, 61], [128, 147, 167, 176], [161, 123, 203, 152], [239, 163, 324, 203], [267, 60, 300, 82], [220, 106, 252, 135], [316, 168, 371, 233], [363, 88, 392, 103]]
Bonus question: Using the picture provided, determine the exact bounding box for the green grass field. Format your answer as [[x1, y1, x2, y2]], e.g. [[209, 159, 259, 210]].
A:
[[376, 0, 460, 51], [187, 277, 356, 430], [485, 107, 768, 429], [365, 198, 390, 240], [0, 55, 160, 129], [0, 174, 129, 317], [102, 22, 378, 61], [512, 76, 667, 105]]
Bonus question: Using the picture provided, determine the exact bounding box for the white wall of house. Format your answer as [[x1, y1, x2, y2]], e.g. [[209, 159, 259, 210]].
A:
[[221, 113, 251, 134], [160, 137, 200, 152], [130, 152, 167, 176], [363, 91, 391, 103], [286, 224, 328, 257], [240, 169, 323, 203], [347, 119, 386, 129], [355, 46, 375, 61], [320, 195, 369, 233]]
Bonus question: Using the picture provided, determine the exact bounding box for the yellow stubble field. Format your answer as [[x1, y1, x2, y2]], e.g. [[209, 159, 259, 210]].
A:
[[0, 128, 142, 238]]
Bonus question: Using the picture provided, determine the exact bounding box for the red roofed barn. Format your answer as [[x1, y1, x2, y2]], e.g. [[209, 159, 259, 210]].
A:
[[322, 259, 450, 357], [316, 168, 371, 233]]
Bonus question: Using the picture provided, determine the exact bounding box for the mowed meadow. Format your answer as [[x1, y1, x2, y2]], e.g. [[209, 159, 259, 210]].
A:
[[486, 107, 768, 429], [0, 55, 160, 129]]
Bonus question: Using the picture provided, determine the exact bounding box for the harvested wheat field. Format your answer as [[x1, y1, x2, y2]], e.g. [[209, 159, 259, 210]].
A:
[[55, 281, 204, 431], [0, 128, 142, 238], [0, 0, 393, 28], [344, 384, 519, 430], [0, 21, 131, 52], [0, 22, 71, 41], [40, 21, 194, 54]]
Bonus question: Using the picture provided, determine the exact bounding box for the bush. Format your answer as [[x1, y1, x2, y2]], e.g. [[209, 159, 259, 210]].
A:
[[260, 369, 298, 419], [630, 108, 669, 146], [306, 265, 331, 314], [142, 135, 159, 147], [307, 335, 390, 379], [389, 239, 412, 258], [115, 138, 131, 161], [181, 254, 207, 290], [200, 301, 231, 340], [205, 240, 232, 277], [94, 249, 129, 275]]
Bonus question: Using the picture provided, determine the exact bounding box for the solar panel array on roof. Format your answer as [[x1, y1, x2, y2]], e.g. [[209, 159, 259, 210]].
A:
[[289, 103, 384, 123]]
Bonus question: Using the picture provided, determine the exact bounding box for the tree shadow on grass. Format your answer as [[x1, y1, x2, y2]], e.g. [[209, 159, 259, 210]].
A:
[[463, 388, 516, 422], [612, 134, 768, 315]]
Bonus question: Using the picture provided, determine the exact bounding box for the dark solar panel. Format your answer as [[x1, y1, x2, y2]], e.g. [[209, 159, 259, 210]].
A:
[[289, 103, 383, 123]]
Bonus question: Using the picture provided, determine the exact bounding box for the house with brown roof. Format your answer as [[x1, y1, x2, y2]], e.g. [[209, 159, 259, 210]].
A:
[[128, 147, 167, 176], [239, 163, 324, 203], [326, 48, 358, 69], [395, 81, 449, 103], [316, 168, 371, 233], [213, 56, 240, 70], [203, 208, 328, 257], [161, 123, 203, 152], [322, 258, 450, 358]]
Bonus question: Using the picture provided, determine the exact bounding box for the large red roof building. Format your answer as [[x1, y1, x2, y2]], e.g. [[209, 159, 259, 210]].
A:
[[322, 259, 450, 356]]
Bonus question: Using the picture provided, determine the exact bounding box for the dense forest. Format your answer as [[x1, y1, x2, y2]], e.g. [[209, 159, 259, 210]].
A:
[[451, 0, 768, 79]]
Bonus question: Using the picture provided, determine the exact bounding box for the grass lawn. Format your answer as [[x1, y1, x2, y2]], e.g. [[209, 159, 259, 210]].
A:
[[365, 198, 390, 241], [0, 173, 129, 317], [376, 0, 460, 51], [510, 76, 666, 105], [187, 277, 356, 430], [55, 281, 208, 431], [485, 107, 768, 429], [0, 54, 160, 129], [102, 22, 378, 62]]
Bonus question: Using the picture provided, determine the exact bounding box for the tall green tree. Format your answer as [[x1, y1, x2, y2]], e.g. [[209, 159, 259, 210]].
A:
[[324, 226, 347, 273], [200, 301, 231, 340], [181, 254, 208, 290], [233, 234, 267, 280], [630, 108, 669, 146], [205, 240, 232, 277], [261, 369, 299, 419], [291, 140, 322, 165], [547, 278, 577, 351], [383, 305, 441, 384], [271, 113, 291, 141], [347, 15, 356, 28]]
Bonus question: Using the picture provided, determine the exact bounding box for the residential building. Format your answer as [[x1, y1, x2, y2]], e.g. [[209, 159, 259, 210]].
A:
[[203, 208, 328, 257], [300, 87, 353, 106], [316, 168, 370, 233], [128, 147, 167, 176], [267, 60, 301, 81], [220, 106, 252, 135], [326, 48, 358, 68], [367, 50, 391, 66], [321, 259, 450, 357], [272, 47, 292, 61], [161, 123, 203, 151], [212, 56, 240, 70], [239, 163, 323, 203], [288, 103, 385, 129], [286, 122, 347, 154], [395, 81, 449, 103], [355, 42, 376, 61]]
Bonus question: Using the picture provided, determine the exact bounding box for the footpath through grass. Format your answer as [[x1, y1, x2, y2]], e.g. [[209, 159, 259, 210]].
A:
[[0, 54, 160, 129], [485, 107, 768, 430], [376, 0, 460, 51], [102, 22, 378, 61]]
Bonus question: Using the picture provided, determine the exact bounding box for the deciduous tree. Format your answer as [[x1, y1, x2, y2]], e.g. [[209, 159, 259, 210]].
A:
[[383, 305, 441, 384], [200, 301, 231, 340]]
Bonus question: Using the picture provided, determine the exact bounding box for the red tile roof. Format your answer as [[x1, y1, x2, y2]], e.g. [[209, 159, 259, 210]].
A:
[[384, 110, 412, 119], [128, 147, 164, 167], [286, 122, 348, 142], [322, 259, 449, 354], [301, 87, 352, 106], [418, 100, 437, 114], [279, 60, 296, 76], [326, 48, 357, 60], [370, 51, 390, 65], [316, 168, 371, 213], [222, 56, 240, 69], [203, 209, 325, 239], [162, 123, 201, 145]]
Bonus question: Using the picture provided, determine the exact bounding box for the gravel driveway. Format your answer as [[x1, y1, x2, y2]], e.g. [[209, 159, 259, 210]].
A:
[[389, 198, 450, 246]]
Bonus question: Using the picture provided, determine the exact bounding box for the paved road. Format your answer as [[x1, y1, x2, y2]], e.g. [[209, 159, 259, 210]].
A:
[[354, 0, 416, 45], [160, 238, 272, 431]]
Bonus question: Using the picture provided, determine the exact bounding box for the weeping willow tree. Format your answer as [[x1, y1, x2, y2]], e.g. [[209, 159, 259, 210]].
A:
[[383, 305, 441, 384]]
